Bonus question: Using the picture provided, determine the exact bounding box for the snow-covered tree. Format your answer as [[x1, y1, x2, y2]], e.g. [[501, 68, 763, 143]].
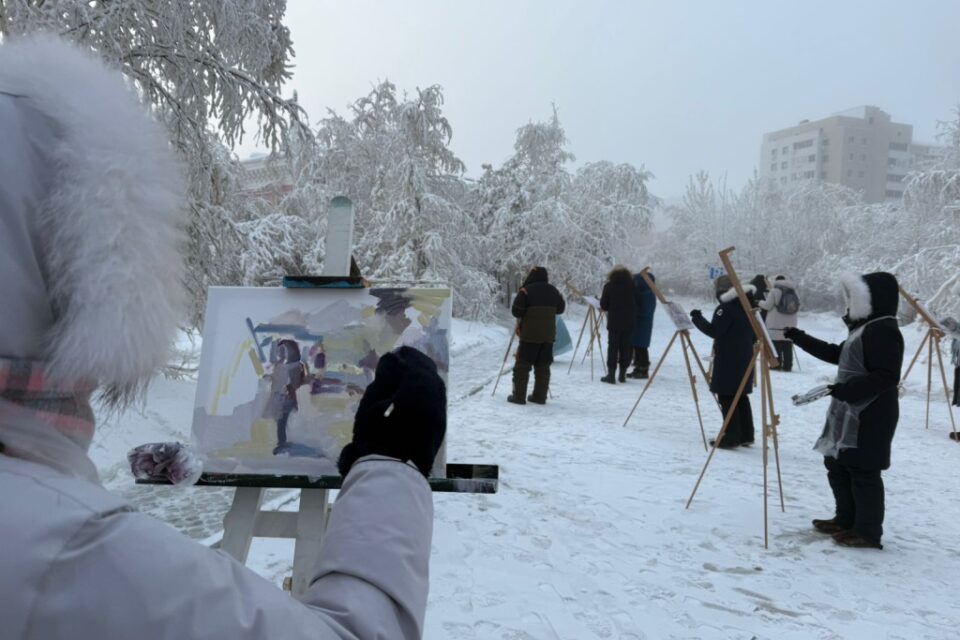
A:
[[1, 0, 311, 325]]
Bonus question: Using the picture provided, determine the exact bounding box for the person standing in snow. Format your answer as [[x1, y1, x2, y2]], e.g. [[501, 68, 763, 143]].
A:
[[758, 275, 800, 372], [750, 274, 770, 321], [937, 316, 960, 440], [628, 270, 657, 379], [0, 35, 443, 639], [600, 266, 636, 384], [508, 266, 566, 405], [785, 272, 904, 549], [266, 339, 310, 453], [689, 276, 756, 448]]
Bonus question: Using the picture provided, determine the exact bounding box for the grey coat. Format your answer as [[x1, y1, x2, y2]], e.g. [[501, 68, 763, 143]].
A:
[[758, 280, 799, 341], [0, 408, 432, 639]]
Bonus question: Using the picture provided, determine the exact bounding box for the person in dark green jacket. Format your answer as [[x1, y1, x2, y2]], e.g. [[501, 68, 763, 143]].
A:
[[509, 267, 566, 405]]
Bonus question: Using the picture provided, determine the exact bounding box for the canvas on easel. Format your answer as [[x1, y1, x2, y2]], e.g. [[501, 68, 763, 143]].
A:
[[898, 286, 958, 438], [685, 247, 786, 549], [623, 267, 714, 451], [565, 281, 606, 380], [192, 286, 452, 478]]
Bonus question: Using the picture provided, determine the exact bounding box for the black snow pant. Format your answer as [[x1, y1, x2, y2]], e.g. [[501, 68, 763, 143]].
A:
[[716, 394, 754, 447], [607, 331, 632, 377], [824, 456, 885, 543], [513, 342, 553, 402], [632, 347, 650, 370], [952, 366, 959, 407], [773, 340, 793, 372]]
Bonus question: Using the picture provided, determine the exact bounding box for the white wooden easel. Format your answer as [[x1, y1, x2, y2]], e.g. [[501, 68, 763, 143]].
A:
[[218, 196, 355, 596]]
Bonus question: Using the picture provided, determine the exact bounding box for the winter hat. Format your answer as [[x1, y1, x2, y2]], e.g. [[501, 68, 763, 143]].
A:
[[524, 266, 549, 285], [714, 274, 733, 293], [0, 35, 186, 410], [338, 346, 447, 478], [840, 272, 899, 322]]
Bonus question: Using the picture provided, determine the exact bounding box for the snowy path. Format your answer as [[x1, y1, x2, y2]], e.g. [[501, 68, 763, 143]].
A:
[[92, 305, 960, 639]]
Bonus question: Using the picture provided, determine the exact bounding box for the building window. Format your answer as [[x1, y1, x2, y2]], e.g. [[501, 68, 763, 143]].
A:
[[771, 149, 777, 156], [886, 174, 903, 183], [803, 170, 815, 179], [808, 154, 816, 162], [793, 139, 814, 150], [820, 171, 827, 179], [822, 154, 829, 163], [781, 177, 787, 184], [885, 189, 903, 198], [782, 146, 789, 154], [770, 163, 777, 171], [890, 142, 908, 151], [887, 158, 897, 166], [821, 138, 829, 146], [781, 161, 787, 169]]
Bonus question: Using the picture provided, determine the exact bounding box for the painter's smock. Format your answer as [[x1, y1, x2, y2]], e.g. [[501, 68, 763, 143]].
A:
[[815, 316, 893, 458]]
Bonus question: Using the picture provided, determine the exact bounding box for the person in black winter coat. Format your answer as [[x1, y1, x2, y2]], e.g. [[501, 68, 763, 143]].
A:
[[509, 266, 566, 405], [600, 266, 636, 383], [629, 271, 658, 379], [690, 275, 756, 448], [785, 272, 904, 549], [750, 274, 770, 321]]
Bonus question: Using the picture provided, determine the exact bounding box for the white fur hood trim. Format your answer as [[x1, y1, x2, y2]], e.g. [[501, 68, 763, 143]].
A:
[[720, 284, 755, 303], [840, 273, 872, 321], [0, 35, 186, 406]]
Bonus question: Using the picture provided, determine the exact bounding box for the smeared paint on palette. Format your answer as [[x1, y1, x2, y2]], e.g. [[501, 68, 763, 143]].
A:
[[192, 286, 451, 476]]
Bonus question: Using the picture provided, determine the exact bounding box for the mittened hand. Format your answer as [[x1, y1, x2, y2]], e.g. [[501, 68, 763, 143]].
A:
[[690, 309, 703, 319], [338, 346, 447, 479], [828, 383, 852, 402], [783, 327, 803, 341]]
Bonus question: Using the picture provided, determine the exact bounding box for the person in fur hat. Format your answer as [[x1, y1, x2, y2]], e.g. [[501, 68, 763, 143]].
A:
[[690, 275, 757, 448], [600, 265, 636, 383], [0, 35, 443, 639], [628, 270, 657, 379], [785, 272, 904, 549], [508, 266, 565, 405]]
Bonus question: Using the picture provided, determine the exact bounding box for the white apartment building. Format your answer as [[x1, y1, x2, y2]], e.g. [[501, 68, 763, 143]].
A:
[[759, 106, 936, 203]]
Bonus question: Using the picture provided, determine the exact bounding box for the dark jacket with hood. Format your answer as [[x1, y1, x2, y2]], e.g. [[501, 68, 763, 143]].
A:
[[789, 272, 904, 470], [631, 272, 657, 348], [600, 267, 636, 334], [511, 267, 565, 343], [691, 284, 757, 396]]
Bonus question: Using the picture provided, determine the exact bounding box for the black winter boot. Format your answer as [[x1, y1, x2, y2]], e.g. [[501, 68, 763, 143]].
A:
[[529, 365, 550, 404], [508, 362, 530, 404], [618, 366, 627, 383], [600, 367, 616, 384]]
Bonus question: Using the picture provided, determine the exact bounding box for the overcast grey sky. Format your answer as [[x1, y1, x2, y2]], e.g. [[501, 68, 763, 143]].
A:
[[239, 0, 960, 198]]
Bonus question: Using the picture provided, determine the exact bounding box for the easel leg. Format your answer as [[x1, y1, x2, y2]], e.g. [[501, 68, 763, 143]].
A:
[[291, 488, 330, 597], [926, 334, 934, 429], [568, 311, 590, 375], [901, 330, 931, 384], [767, 369, 785, 513], [762, 360, 769, 549], [933, 335, 959, 438], [680, 333, 709, 451], [491, 331, 516, 397], [686, 336, 721, 410], [623, 331, 679, 427], [220, 487, 265, 563], [687, 345, 760, 509]]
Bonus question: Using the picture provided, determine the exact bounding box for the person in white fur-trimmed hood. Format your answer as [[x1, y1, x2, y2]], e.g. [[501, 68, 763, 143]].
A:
[[0, 35, 442, 639], [785, 272, 904, 549]]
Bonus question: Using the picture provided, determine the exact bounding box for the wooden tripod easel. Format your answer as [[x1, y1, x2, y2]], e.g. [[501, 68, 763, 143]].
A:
[[898, 286, 958, 438], [623, 268, 714, 451], [566, 281, 605, 380], [686, 247, 785, 549]]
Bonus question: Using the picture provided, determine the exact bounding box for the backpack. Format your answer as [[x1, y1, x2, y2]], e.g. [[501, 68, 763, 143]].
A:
[[775, 285, 800, 315]]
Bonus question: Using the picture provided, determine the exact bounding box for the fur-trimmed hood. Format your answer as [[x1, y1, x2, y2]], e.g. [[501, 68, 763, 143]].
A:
[[607, 265, 632, 284], [719, 284, 755, 303], [0, 35, 186, 407], [840, 272, 899, 325]]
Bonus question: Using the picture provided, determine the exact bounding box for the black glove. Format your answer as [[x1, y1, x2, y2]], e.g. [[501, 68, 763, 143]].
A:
[[783, 327, 803, 341], [690, 309, 703, 320], [338, 346, 447, 478], [828, 383, 852, 402]]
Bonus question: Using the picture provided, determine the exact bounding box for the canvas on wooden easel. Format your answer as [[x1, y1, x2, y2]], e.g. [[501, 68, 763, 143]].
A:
[[192, 286, 452, 476]]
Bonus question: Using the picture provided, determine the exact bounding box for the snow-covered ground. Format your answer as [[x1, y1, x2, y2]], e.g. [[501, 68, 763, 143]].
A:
[[94, 301, 960, 639]]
